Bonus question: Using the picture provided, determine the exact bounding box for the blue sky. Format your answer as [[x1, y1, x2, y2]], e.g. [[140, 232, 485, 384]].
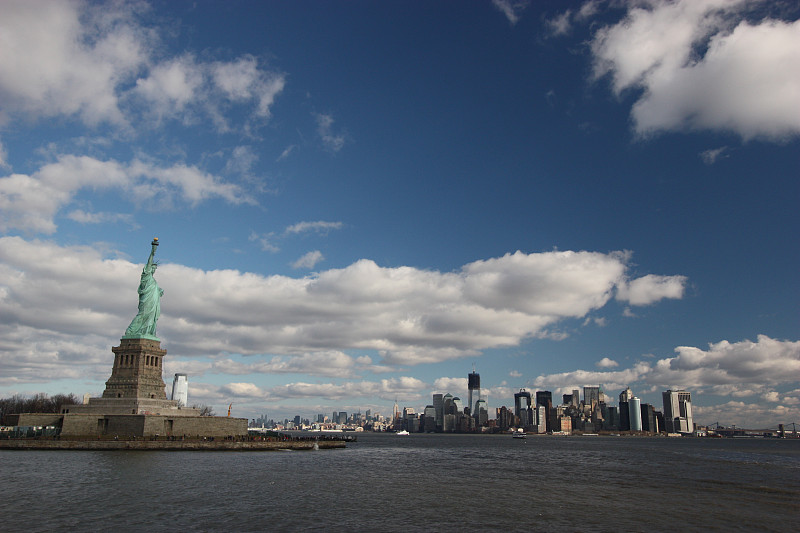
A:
[[1, 0, 798, 427]]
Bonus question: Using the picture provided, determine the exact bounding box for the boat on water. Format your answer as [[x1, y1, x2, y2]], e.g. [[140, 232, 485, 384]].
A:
[[512, 429, 526, 439], [396, 430, 410, 436]]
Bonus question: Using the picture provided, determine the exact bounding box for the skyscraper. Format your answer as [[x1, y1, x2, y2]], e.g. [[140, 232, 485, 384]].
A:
[[514, 389, 533, 427], [629, 396, 642, 431], [619, 387, 632, 431], [474, 399, 488, 426], [584, 386, 600, 408], [468, 368, 481, 416], [171, 373, 188, 406], [663, 389, 694, 433], [433, 393, 444, 431], [535, 390, 552, 409]]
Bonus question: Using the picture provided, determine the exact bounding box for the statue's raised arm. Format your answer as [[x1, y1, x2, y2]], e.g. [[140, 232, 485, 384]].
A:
[[123, 238, 164, 339]]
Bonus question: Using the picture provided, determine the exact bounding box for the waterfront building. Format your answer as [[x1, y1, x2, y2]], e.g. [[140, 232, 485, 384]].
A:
[[433, 393, 444, 431], [619, 387, 633, 431], [536, 390, 552, 409], [468, 369, 481, 417], [536, 390, 553, 431], [514, 389, 533, 428], [583, 386, 600, 409], [604, 405, 619, 430], [534, 405, 546, 434], [171, 373, 188, 406], [663, 389, 694, 433], [475, 399, 489, 427], [629, 397, 642, 431], [423, 405, 436, 432], [640, 403, 658, 433], [497, 406, 513, 430]]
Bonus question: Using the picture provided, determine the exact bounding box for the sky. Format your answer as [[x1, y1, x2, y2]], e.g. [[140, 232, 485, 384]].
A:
[[0, 0, 798, 428]]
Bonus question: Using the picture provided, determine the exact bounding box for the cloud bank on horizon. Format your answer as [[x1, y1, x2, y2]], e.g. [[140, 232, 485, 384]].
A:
[[0, 0, 797, 428]]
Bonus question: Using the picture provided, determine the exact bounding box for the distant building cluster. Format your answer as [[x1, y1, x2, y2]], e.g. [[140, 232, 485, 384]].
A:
[[249, 409, 390, 432], [250, 368, 697, 436], [393, 375, 694, 436]]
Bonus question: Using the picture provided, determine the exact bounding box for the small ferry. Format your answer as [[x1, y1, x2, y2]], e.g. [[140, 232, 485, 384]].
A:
[[512, 429, 526, 439], [396, 430, 410, 436]]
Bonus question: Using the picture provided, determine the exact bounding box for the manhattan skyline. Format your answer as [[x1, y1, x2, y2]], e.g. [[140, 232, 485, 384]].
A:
[[0, 1, 798, 428]]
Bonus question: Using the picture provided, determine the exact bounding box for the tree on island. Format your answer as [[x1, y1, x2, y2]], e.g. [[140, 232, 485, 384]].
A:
[[192, 403, 215, 416], [0, 393, 80, 424]]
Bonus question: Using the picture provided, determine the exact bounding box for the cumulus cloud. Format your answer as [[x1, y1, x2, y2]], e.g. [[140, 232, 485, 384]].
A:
[[210, 351, 362, 379], [531, 335, 800, 425], [596, 357, 619, 368], [616, 274, 687, 306], [0, 155, 253, 234], [433, 377, 468, 396], [0, 1, 284, 133], [693, 401, 800, 429], [0, 239, 686, 383], [648, 335, 800, 393], [0, 0, 146, 126], [589, 0, 800, 139], [261, 377, 428, 401]]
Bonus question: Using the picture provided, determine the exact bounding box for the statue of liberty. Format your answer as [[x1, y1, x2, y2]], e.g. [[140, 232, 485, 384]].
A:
[[124, 238, 163, 339]]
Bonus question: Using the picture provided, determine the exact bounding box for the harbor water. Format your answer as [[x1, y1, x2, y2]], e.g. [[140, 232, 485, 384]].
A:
[[2, 433, 798, 532]]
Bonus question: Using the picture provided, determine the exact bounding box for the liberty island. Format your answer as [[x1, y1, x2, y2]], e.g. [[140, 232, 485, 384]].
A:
[[1, 239, 344, 450]]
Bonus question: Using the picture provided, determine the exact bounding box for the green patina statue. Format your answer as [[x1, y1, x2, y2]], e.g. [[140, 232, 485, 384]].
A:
[[123, 238, 163, 340]]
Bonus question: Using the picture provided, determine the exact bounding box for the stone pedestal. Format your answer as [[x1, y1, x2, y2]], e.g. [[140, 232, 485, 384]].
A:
[[104, 338, 168, 400]]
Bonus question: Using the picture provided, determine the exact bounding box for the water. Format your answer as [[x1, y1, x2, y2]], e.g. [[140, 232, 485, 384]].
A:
[[2, 434, 798, 532]]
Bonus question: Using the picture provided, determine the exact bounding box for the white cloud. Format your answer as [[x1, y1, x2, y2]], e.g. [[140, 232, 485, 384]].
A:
[[210, 351, 363, 379], [284, 221, 344, 235], [133, 56, 203, 121], [509, 370, 522, 378], [261, 377, 428, 401], [277, 145, 296, 162], [0, 239, 686, 383], [315, 113, 346, 152], [596, 357, 619, 368], [0, 0, 147, 126], [533, 363, 651, 395], [292, 251, 324, 270], [648, 335, 800, 393], [693, 401, 800, 429], [534, 335, 800, 412], [66, 210, 137, 228], [0, 155, 253, 234], [616, 274, 686, 306], [547, 10, 573, 36], [590, 0, 800, 139], [699, 146, 729, 165], [433, 377, 468, 396], [492, 0, 530, 26], [0, 1, 285, 135]]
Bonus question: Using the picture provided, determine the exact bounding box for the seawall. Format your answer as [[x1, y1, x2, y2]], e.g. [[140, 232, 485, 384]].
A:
[[0, 439, 346, 451]]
